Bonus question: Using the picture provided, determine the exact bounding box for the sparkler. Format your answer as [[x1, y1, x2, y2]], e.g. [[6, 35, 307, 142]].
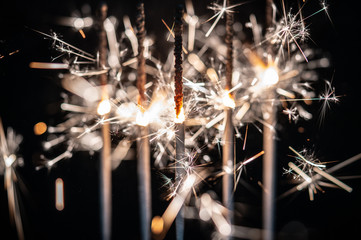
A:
[[261, 75, 277, 240], [0, 119, 25, 240], [135, 2, 152, 240], [173, 5, 185, 240], [97, 4, 112, 240], [222, 0, 235, 232], [262, 1, 278, 239]]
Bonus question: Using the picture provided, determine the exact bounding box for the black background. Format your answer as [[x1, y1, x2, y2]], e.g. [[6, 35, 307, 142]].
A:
[[0, 0, 361, 239]]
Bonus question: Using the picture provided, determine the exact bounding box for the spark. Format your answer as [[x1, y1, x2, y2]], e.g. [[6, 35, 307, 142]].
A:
[[318, 80, 339, 124], [234, 151, 264, 191], [282, 106, 299, 122], [204, 0, 244, 37], [282, 149, 361, 201], [161, 19, 189, 54], [30, 28, 95, 62]]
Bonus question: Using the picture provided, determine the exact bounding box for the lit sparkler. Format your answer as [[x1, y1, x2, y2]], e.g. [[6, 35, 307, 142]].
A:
[[173, 5, 186, 240], [0, 119, 25, 240], [221, 0, 235, 233], [135, 2, 152, 240]]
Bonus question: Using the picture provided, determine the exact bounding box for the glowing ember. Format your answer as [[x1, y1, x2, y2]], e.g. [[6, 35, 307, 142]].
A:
[[97, 99, 111, 116], [174, 107, 185, 124]]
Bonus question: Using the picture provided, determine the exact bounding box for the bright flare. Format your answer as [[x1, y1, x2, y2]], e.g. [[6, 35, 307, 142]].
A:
[[175, 107, 185, 123], [222, 93, 235, 109], [136, 110, 149, 127], [261, 66, 279, 87], [97, 99, 111, 115]]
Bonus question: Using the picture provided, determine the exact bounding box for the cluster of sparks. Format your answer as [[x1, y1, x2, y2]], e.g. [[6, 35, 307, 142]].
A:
[[2, 0, 361, 239], [0, 119, 25, 240]]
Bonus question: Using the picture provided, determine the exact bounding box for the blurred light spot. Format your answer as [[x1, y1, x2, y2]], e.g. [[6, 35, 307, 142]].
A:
[[298, 127, 305, 133], [55, 178, 65, 211], [73, 18, 85, 29], [97, 99, 111, 115], [151, 216, 164, 235], [219, 223, 232, 236], [34, 122, 47, 135], [261, 66, 279, 86]]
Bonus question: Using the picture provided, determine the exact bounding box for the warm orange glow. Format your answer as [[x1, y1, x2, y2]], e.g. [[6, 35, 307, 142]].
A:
[[34, 122, 47, 135], [244, 49, 267, 69], [174, 107, 185, 123], [244, 49, 280, 87], [151, 216, 164, 235], [79, 29, 86, 38], [97, 99, 111, 115]]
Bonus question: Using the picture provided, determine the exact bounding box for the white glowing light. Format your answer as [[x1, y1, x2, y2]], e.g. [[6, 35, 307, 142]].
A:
[[222, 93, 235, 109], [73, 18, 85, 29], [136, 110, 149, 127], [181, 174, 196, 193], [4, 154, 16, 168], [261, 66, 279, 86], [116, 102, 137, 119], [97, 99, 111, 116]]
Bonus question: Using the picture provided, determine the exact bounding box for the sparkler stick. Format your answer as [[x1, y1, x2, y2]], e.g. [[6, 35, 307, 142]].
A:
[[174, 5, 185, 240], [262, 100, 276, 240], [97, 5, 112, 240], [222, 0, 234, 231], [263, 1, 276, 240], [136, 2, 152, 240]]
